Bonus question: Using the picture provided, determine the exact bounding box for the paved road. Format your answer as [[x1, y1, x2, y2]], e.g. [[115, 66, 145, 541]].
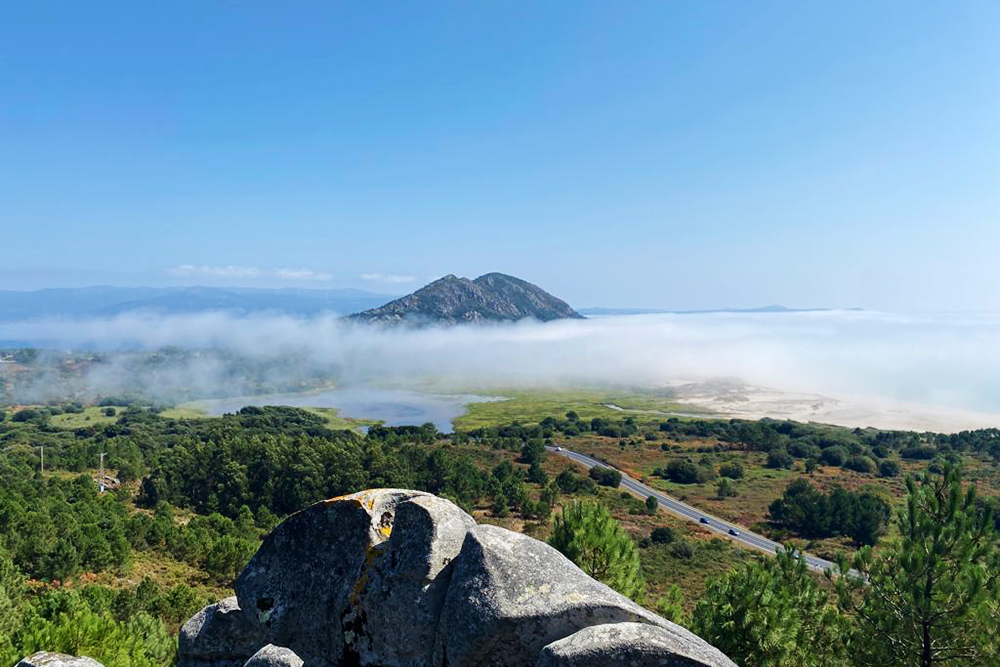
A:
[[548, 445, 837, 573]]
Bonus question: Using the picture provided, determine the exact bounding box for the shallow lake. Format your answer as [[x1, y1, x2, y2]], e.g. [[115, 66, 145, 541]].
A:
[[198, 387, 502, 433]]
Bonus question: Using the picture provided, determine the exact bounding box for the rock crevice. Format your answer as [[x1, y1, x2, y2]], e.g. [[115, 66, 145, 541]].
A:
[[174, 488, 738, 667]]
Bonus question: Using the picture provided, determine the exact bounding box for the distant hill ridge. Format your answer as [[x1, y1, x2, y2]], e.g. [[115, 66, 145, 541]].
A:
[[579, 305, 865, 316], [347, 272, 583, 325], [0, 286, 395, 321]]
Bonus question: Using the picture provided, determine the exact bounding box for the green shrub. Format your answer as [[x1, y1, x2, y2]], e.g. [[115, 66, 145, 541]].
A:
[[650, 527, 675, 544], [718, 462, 744, 479], [844, 455, 875, 474], [766, 449, 794, 470], [878, 459, 901, 478]]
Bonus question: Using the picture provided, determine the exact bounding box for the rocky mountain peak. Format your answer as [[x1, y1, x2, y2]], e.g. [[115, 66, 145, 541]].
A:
[[347, 272, 583, 326]]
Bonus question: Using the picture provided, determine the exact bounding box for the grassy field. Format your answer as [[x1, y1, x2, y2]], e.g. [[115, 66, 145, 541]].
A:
[[454, 386, 708, 430], [160, 402, 378, 432], [300, 407, 380, 431], [49, 405, 128, 429], [159, 404, 212, 420]]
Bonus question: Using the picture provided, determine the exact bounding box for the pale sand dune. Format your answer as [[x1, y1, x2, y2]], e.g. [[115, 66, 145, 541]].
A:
[[663, 380, 1000, 434]]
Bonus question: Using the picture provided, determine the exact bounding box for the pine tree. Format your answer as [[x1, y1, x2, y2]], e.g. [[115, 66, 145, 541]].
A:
[[5, 609, 176, 667], [491, 492, 509, 518], [691, 548, 848, 667], [548, 501, 645, 601], [204, 536, 256, 585], [656, 584, 686, 625], [835, 463, 1000, 667], [716, 477, 736, 499], [527, 461, 549, 485], [0, 551, 26, 636]]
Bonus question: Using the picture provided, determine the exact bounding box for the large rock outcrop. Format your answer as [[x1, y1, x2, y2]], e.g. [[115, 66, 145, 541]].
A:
[[179, 488, 737, 667]]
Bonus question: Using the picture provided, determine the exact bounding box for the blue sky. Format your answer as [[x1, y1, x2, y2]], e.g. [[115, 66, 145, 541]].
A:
[[1, 2, 998, 310]]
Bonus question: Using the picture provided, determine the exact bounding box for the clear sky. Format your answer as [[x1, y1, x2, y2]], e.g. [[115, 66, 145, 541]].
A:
[[1, 2, 998, 310]]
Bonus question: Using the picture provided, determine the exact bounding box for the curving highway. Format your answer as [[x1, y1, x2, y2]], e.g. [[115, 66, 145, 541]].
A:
[[547, 445, 837, 573]]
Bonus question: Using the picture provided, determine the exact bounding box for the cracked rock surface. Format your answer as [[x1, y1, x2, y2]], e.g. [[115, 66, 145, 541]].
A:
[[178, 596, 262, 667], [234, 489, 430, 666], [172, 488, 737, 667]]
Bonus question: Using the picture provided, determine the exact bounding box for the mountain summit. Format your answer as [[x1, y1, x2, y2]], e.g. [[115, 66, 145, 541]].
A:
[[347, 272, 583, 325]]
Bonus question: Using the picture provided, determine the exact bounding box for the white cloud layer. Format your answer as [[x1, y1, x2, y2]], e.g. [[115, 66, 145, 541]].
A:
[[168, 264, 261, 278], [167, 265, 333, 281], [275, 268, 333, 281], [360, 273, 415, 284], [5, 311, 1000, 420]]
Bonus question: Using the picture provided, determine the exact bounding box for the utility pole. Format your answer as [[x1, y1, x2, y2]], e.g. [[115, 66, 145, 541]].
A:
[[98, 452, 105, 492]]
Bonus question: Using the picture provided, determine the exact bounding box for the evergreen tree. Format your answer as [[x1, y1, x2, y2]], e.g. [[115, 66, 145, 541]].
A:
[[692, 549, 847, 667], [835, 464, 1000, 667], [715, 477, 736, 499], [527, 461, 548, 485], [539, 480, 560, 508], [845, 491, 892, 547], [520, 439, 546, 465], [204, 536, 256, 585], [0, 609, 176, 667], [548, 501, 645, 601], [491, 493, 510, 518], [656, 584, 685, 625], [0, 551, 26, 636]]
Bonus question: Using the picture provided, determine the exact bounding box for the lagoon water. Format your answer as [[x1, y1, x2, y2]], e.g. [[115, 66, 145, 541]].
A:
[[199, 387, 501, 433]]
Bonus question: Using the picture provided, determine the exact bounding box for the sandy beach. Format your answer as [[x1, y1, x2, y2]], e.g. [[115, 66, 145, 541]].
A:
[[664, 379, 1000, 434]]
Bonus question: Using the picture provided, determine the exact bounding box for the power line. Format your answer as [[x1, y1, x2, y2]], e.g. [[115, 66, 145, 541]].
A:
[[0, 444, 45, 475]]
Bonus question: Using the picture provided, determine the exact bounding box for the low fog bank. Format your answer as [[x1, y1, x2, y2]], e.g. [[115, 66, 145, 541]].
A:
[[4, 310, 1000, 422]]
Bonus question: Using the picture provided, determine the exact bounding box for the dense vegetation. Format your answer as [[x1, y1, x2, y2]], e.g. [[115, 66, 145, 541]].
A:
[[3, 395, 1000, 667], [0, 405, 599, 667], [548, 500, 645, 601], [693, 464, 1000, 667], [767, 479, 892, 546]]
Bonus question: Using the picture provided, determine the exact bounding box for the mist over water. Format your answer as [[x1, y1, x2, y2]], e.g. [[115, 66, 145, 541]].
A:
[[198, 388, 501, 433], [4, 310, 1000, 415]]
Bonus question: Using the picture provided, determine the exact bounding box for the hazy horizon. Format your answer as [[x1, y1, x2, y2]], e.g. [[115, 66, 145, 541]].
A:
[[0, 279, 994, 315], [6, 309, 1000, 425], [0, 279, 865, 313]]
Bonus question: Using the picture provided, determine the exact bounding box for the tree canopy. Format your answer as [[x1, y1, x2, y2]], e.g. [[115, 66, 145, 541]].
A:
[[692, 549, 848, 667], [835, 464, 1000, 667], [548, 501, 645, 602]]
